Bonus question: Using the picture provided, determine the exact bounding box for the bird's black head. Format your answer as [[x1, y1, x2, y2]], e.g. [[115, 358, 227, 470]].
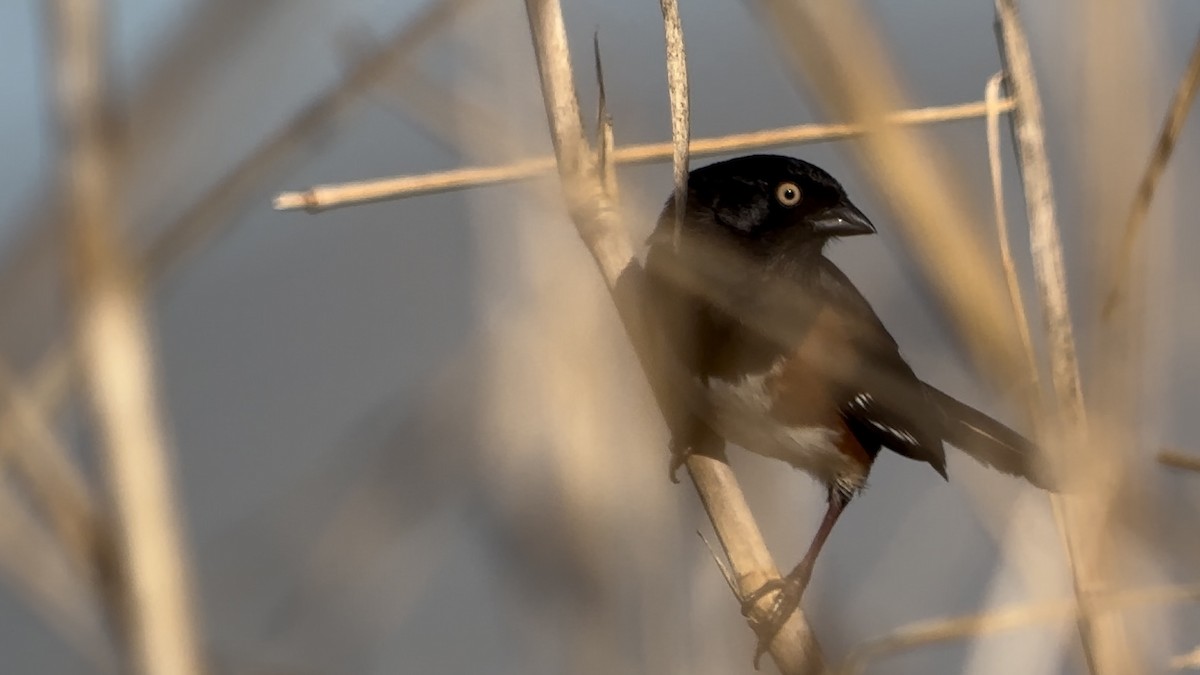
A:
[[653, 154, 875, 257]]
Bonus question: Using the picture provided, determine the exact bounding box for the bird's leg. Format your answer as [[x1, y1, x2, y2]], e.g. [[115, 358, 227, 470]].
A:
[[666, 417, 719, 484], [741, 488, 851, 667], [667, 437, 692, 483]]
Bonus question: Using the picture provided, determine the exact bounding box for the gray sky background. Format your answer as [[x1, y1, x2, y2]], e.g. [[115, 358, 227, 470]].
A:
[[2, 1, 1199, 673]]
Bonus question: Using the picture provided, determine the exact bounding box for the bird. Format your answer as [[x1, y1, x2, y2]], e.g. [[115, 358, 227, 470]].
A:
[[641, 154, 1050, 662]]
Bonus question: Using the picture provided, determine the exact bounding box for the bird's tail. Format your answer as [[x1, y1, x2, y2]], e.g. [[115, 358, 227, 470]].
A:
[[923, 384, 1055, 490]]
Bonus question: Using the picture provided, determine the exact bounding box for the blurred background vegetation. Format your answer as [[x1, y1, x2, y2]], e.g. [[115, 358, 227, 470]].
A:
[[1, 1, 1199, 673]]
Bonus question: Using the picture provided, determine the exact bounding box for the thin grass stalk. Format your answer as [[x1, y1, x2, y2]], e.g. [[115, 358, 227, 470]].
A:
[[273, 99, 1014, 212]]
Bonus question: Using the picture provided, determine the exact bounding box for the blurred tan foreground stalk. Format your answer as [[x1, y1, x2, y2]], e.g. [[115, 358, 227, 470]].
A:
[[46, 1, 204, 674], [995, 0, 1137, 672], [748, 0, 1141, 672], [523, 0, 824, 672]]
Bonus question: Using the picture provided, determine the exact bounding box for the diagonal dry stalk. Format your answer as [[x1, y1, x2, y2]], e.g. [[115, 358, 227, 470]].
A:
[[1102, 28, 1200, 319], [522, 0, 823, 671], [46, 0, 204, 673]]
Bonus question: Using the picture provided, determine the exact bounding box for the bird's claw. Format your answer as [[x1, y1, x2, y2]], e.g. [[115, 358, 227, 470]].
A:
[[740, 566, 814, 669], [667, 438, 693, 484]]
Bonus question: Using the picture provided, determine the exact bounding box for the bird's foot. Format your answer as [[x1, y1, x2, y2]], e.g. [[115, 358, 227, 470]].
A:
[[740, 564, 815, 668], [667, 438, 693, 483]]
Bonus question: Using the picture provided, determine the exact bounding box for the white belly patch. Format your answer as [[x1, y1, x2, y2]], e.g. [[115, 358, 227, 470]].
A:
[[703, 368, 867, 494]]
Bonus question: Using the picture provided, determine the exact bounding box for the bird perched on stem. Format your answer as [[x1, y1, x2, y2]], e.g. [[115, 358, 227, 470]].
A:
[[642, 154, 1051, 665]]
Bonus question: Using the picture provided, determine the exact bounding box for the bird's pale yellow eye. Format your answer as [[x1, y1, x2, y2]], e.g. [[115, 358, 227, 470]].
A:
[[776, 182, 802, 207]]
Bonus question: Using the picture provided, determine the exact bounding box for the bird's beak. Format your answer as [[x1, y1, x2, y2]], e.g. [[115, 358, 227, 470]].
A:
[[810, 203, 876, 237]]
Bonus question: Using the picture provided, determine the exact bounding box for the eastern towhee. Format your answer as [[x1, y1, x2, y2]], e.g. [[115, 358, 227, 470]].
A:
[[642, 154, 1050, 661]]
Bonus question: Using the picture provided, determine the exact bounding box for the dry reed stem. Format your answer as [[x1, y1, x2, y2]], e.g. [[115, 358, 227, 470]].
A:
[[985, 71, 1041, 399], [1158, 450, 1200, 473], [840, 581, 1200, 675], [1102, 28, 1200, 319], [523, 0, 823, 671], [659, 0, 690, 248], [273, 98, 1013, 212], [523, 0, 630, 272], [995, 1, 1138, 672], [47, 1, 203, 673], [993, 0, 1084, 424]]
